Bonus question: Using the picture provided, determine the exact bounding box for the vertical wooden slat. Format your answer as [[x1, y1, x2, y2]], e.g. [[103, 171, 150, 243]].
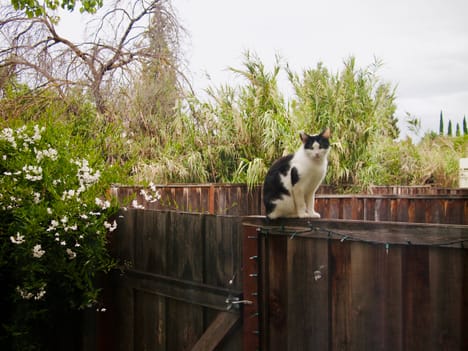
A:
[[165, 212, 205, 351], [396, 198, 409, 222], [209, 184, 215, 214], [134, 210, 168, 274], [287, 237, 329, 351], [266, 235, 288, 351], [166, 299, 204, 351], [134, 291, 166, 351], [330, 240, 352, 350], [349, 242, 402, 351], [402, 245, 431, 350], [205, 215, 242, 289], [429, 247, 463, 351], [413, 198, 426, 223], [204, 212, 242, 351]]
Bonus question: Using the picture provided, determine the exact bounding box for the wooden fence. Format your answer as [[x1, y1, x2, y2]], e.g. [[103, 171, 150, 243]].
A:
[[112, 184, 468, 224], [97, 210, 468, 351], [94, 185, 468, 351], [242, 217, 468, 351]]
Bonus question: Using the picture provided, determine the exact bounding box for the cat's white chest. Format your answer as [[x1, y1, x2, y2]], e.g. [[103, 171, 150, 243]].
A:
[[291, 150, 328, 186]]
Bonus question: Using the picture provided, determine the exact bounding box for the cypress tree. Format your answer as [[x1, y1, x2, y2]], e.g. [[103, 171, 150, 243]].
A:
[[456, 123, 461, 137], [447, 120, 453, 136], [439, 111, 444, 135], [463, 115, 467, 135]]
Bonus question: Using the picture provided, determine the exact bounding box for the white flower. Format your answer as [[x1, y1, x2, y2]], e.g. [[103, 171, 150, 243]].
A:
[[131, 200, 145, 209], [16, 287, 33, 300], [47, 207, 52, 215], [32, 244, 45, 258], [74, 158, 100, 190], [10, 232, 25, 244], [95, 197, 110, 209], [104, 220, 117, 232], [36, 147, 58, 162], [80, 214, 89, 219], [60, 240, 66, 246], [33, 192, 41, 204], [32, 125, 43, 141], [34, 286, 46, 300], [22, 165, 42, 181], [66, 248, 77, 259], [140, 186, 161, 203], [46, 219, 59, 232], [16, 284, 46, 300]]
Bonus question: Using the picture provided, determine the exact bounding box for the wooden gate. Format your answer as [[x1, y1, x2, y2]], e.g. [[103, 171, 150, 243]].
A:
[[242, 217, 468, 351], [99, 210, 245, 351]]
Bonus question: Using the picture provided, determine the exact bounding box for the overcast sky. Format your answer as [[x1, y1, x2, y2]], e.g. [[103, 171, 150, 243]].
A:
[[173, 0, 468, 138]]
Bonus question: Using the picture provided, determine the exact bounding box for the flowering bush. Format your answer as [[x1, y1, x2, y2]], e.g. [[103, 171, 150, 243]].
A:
[[0, 123, 119, 349]]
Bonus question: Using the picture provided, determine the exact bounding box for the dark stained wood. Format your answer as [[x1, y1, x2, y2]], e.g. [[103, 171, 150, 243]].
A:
[[191, 312, 240, 351], [111, 271, 135, 351], [166, 212, 204, 282], [244, 217, 466, 351], [429, 247, 463, 351], [134, 210, 168, 275], [330, 239, 352, 351], [125, 269, 241, 311], [204, 215, 242, 290], [104, 211, 247, 351], [101, 205, 467, 351], [348, 243, 402, 351], [134, 290, 166, 351], [166, 299, 204, 351], [244, 217, 468, 247], [287, 236, 329, 350], [264, 234, 288, 351], [402, 246, 431, 351]]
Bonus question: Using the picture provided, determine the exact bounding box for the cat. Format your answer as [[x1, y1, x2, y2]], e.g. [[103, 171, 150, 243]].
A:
[[263, 128, 330, 219]]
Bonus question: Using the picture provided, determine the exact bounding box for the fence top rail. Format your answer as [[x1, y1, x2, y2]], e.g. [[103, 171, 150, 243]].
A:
[[315, 194, 468, 199], [111, 184, 468, 193], [243, 216, 468, 249]]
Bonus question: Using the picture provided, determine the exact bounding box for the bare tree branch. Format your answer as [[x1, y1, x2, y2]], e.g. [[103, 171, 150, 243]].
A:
[[0, 0, 185, 114]]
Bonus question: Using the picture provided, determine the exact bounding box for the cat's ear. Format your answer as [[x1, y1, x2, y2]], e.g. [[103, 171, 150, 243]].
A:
[[299, 131, 309, 144], [320, 128, 331, 139]]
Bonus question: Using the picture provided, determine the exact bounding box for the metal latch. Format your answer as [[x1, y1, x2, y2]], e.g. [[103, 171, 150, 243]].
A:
[[225, 295, 253, 310]]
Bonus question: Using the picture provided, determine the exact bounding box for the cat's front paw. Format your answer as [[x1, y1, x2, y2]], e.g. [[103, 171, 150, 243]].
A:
[[297, 211, 309, 218], [309, 211, 321, 219]]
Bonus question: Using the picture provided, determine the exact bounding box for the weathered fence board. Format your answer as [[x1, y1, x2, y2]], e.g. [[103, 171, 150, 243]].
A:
[[244, 217, 467, 351]]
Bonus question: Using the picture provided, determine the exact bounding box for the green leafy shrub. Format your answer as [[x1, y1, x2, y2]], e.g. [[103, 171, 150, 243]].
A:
[[0, 123, 118, 350]]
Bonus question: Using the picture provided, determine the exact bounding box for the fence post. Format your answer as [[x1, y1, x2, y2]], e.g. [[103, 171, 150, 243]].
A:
[[242, 224, 260, 351]]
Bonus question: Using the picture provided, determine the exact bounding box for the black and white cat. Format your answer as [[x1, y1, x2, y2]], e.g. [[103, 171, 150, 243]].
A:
[[263, 128, 330, 219]]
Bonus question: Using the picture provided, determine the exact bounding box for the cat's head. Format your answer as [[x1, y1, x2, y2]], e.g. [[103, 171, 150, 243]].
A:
[[299, 128, 331, 161]]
